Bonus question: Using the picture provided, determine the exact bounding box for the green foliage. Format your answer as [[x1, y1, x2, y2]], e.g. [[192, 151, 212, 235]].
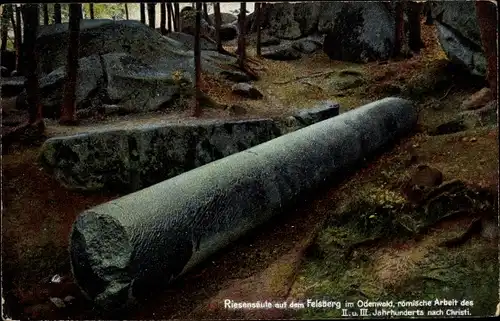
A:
[[82, 3, 127, 20]]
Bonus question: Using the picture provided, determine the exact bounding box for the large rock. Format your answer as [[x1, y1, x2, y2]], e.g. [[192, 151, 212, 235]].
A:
[[431, 2, 486, 77], [219, 23, 238, 41], [292, 37, 323, 54], [266, 2, 302, 40], [68, 98, 416, 309], [180, 7, 215, 38], [1, 77, 25, 98], [261, 44, 302, 61], [39, 103, 342, 193], [29, 19, 247, 119], [321, 2, 394, 62], [208, 12, 237, 25], [293, 2, 322, 37], [165, 32, 217, 51]]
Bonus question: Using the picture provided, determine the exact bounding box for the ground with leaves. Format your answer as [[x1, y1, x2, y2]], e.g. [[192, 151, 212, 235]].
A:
[[2, 20, 498, 319]]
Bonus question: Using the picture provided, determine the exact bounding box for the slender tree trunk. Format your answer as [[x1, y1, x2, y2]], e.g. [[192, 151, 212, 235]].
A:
[[1, 4, 12, 52], [160, 2, 167, 34], [475, 0, 498, 99], [193, 2, 202, 117], [203, 3, 211, 25], [140, 3, 146, 24], [60, 4, 81, 125], [256, 2, 262, 56], [167, 2, 173, 33], [125, 4, 129, 20], [22, 4, 43, 125], [89, 3, 95, 19], [237, 2, 246, 69], [54, 3, 62, 23], [174, 3, 180, 32], [14, 5, 22, 70], [147, 3, 156, 29], [394, 1, 404, 57], [214, 2, 223, 53], [407, 1, 424, 52], [42, 4, 49, 25]]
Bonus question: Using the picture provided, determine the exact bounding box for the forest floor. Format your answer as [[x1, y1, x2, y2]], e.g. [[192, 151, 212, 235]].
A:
[[2, 20, 498, 319]]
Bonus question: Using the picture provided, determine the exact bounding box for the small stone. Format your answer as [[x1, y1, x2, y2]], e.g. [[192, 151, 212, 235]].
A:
[[461, 137, 469, 142], [49, 297, 66, 309], [410, 165, 443, 188], [231, 83, 264, 100], [469, 137, 477, 142], [63, 295, 76, 303]]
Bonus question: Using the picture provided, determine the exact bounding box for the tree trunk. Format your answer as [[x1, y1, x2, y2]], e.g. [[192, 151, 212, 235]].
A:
[[160, 2, 167, 34], [53, 3, 62, 24], [60, 3, 81, 125], [14, 5, 22, 70], [167, 2, 173, 33], [193, 2, 202, 117], [89, 3, 95, 19], [475, 0, 498, 99], [237, 2, 246, 69], [42, 4, 49, 25], [407, 1, 424, 52], [174, 3, 180, 32], [1, 4, 12, 52], [140, 3, 146, 24], [256, 2, 262, 56], [21, 4, 43, 125], [214, 2, 223, 53], [203, 3, 211, 25], [393, 1, 405, 57], [147, 3, 156, 29]]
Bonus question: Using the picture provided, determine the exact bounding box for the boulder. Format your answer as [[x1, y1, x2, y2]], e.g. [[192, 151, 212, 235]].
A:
[[180, 7, 214, 38], [260, 34, 281, 47], [219, 24, 238, 41], [1, 77, 25, 98], [29, 19, 248, 119], [321, 2, 394, 62], [291, 37, 322, 54], [261, 44, 302, 61], [293, 2, 321, 36], [36, 55, 104, 118], [40, 100, 344, 193], [165, 32, 217, 51], [266, 2, 302, 40], [231, 83, 264, 99], [431, 2, 486, 77], [208, 12, 237, 25]]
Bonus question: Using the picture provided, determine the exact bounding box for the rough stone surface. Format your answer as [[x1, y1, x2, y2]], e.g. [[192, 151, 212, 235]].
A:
[[208, 12, 237, 25], [40, 104, 341, 193], [267, 2, 302, 40], [231, 83, 264, 99], [260, 34, 281, 47], [431, 2, 486, 76], [219, 24, 238, 41], [292, 37, 322, 54], [68, 97, 416, 309], [322, 2, 394, 62], [28, 19, 247, 119], [165, 32, 217, 51], [1, 77, 25, 98], [293, 101, 340, 125], [261, 44, 302, 61]]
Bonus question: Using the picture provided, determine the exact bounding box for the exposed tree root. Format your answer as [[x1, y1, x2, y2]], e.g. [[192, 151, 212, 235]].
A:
[[273, 70, 337, 85], [438, 217, 482, 248]]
